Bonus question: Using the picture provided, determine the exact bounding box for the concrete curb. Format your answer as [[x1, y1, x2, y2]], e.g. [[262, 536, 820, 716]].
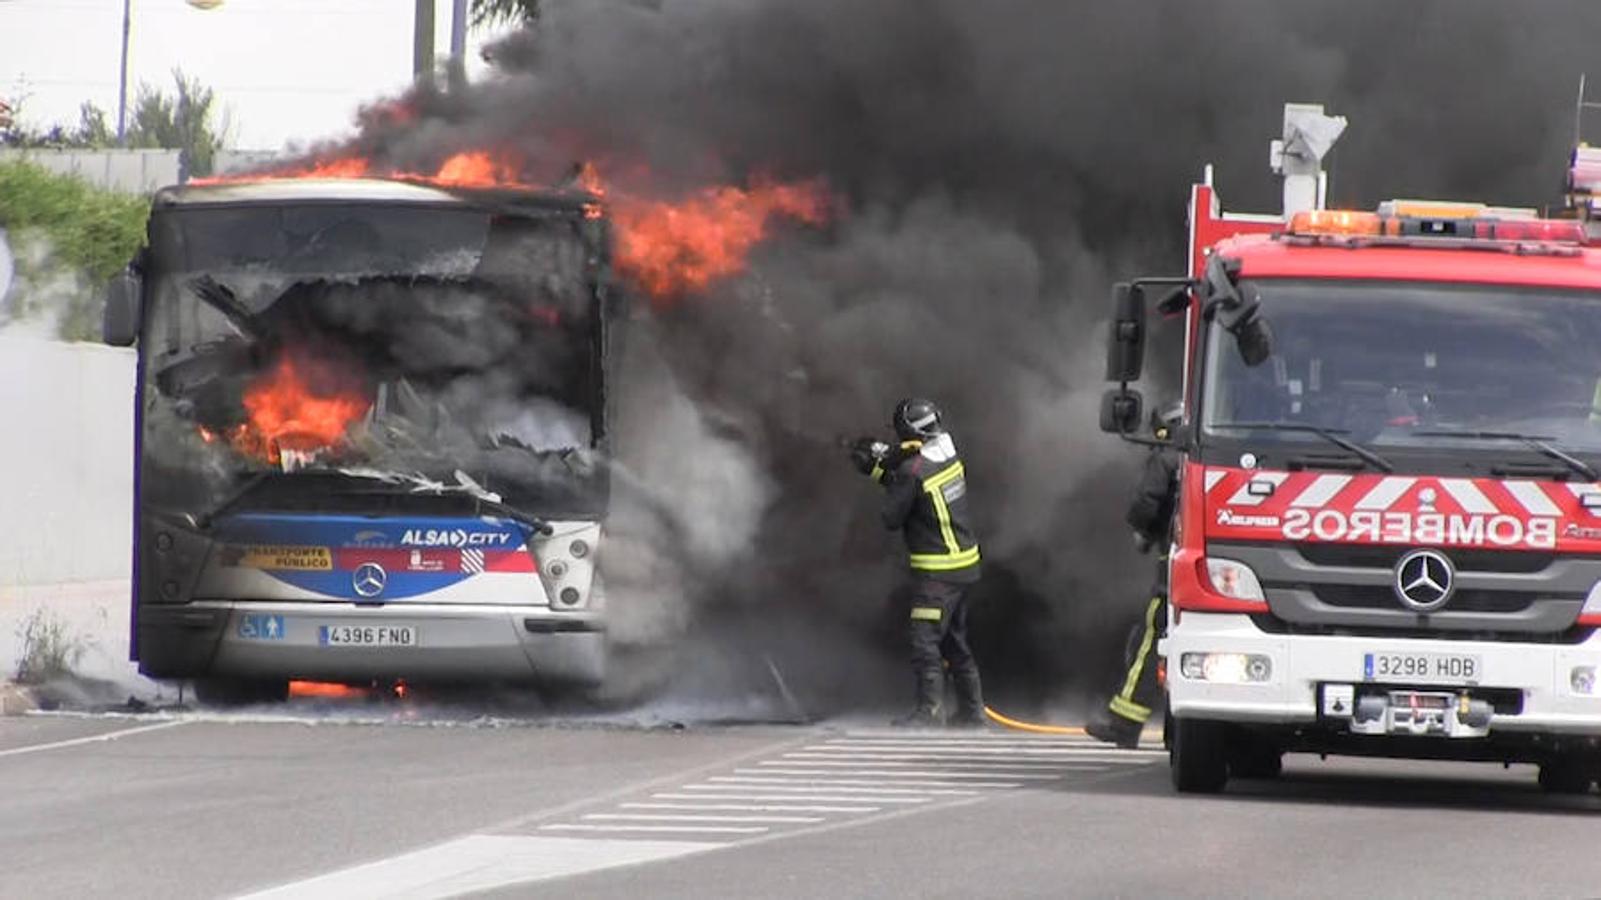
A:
[[0, 681, 38, 716]]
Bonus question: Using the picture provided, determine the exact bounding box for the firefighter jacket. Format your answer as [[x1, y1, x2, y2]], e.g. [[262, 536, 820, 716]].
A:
[[873, 433, 982, 583], [1125, 447, 1180, 547]]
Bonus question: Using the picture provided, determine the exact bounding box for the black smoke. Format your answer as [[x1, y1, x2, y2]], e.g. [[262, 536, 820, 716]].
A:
[[304, 0, 1601, 717]]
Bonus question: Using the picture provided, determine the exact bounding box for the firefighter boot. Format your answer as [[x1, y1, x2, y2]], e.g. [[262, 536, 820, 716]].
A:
[[892, 670, 945, 728], [947, 665, 987, 729], [1085, 706, 1144, 749]]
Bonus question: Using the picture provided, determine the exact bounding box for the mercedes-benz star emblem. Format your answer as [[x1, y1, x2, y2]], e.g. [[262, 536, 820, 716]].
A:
[[1393, 549, 1454, 612], [352, 563, 387, 599]]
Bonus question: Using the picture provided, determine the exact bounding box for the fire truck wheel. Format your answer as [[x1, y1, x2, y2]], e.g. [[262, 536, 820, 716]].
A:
[[1536, 758, 1594, 795], [194, 676, 290, 707], [1227, 731, 1284, 780], [1170, 717, 1229, 793]]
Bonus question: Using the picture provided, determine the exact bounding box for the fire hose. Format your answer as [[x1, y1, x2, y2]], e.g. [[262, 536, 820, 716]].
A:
[[981, 705, 1085, 736]]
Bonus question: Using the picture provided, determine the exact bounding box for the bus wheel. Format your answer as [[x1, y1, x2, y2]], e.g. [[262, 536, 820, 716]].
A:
[[1170, 717, 1229, 794], [194, 677, 289, 707]]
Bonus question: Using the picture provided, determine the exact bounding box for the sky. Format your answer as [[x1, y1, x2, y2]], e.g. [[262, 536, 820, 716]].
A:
[[0, 0, 506, 151]]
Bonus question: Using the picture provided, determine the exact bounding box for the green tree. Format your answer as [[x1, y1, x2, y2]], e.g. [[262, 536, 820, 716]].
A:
[[0, 97, 116, 149], [126, 69, 231, 178], [471, 0, 540, 26]]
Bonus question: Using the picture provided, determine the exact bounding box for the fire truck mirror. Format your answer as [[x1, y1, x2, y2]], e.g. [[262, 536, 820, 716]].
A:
[[102, 269, 143, 347], [1099, 387, 1144, 435], [1105, 282, 1146, 383]]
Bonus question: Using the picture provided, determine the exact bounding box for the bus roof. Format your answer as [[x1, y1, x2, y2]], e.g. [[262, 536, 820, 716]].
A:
[[152, 177, 597, 215]]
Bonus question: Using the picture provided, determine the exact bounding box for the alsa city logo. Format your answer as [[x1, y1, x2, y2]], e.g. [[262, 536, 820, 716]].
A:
[[400, 528, 514, 548], [1280, 509, 1557, 550]]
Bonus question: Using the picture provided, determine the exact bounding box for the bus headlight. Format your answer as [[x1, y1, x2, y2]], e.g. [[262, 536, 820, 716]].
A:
[[1204, 557, 1266, 602]]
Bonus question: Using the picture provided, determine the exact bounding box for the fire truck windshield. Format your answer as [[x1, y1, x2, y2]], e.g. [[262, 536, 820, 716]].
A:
[[1199, 279, 1601, 459], [138, 201, 607, 519]]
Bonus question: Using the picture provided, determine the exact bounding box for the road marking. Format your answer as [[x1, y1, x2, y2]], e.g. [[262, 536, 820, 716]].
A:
[[239, 835, 722, 899], [619, 802, 882, 814], [778, 753, 1097, 768], [707, 775, 1019, 789], [0, 720, 186, 758], [584, 813, 824, 824], [745, 767, 1062, 780], [810, 745, 1168, 758], [770, 757, 1108, 772], [681, 783, 978, 796], [653, 792, 931, 804], [540, 823, 770, 835]]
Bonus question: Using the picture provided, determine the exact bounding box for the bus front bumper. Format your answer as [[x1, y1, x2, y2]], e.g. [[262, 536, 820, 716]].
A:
[[137, 601, 606, 686]]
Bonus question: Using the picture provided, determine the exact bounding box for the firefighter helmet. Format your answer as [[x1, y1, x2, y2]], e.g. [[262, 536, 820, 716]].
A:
[[893, 398, 944, 440]]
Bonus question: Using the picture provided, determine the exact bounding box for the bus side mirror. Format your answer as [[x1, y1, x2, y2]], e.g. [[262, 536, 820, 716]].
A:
[[1105, 283, 1146, 383], [1099, 387, 1144, 434], [103, 270, 142, 347]]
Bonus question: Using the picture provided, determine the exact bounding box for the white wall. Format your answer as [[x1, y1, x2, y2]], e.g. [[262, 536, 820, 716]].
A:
[[0, 335, 136, 585], [0, 335, 146, 690], [0, 148, 181, 194]]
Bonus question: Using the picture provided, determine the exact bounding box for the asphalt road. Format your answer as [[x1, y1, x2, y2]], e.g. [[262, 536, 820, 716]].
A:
[[5, 706, 1601, 899]]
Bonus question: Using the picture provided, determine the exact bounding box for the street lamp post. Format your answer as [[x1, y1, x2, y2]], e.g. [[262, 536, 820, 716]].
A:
[[116, 0, 131, 144], [117, 0, 223, 145]]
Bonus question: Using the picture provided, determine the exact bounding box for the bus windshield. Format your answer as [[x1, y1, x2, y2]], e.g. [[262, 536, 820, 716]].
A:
[[1200, 279, 1601, 457], [139, 201, 606, 519]]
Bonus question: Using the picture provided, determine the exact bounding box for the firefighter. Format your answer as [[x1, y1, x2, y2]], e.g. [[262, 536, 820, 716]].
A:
[[850, 398, 985, 727], [1086, 402, 1182, 749]]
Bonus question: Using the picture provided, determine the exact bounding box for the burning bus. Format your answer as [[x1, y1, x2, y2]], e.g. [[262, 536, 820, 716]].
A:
[[103, 174, 616, 704]]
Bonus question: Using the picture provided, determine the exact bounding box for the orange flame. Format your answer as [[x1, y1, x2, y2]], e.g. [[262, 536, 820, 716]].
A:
[[289, 680, 369, 699], [225, 351, 370, 466], [608, 177, 830, 303], [192, 146, 832, 304]]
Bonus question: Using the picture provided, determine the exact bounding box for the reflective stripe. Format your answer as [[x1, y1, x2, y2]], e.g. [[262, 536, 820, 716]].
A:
[[914, 461, 978, 572], [910, 606, 943, 622], [909, 546, 982, 571], [1108, 694, 1151, 723], [1113, 596, 1162, 721]]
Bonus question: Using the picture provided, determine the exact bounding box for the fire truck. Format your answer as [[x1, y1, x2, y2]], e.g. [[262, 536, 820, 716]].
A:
[[1102, 103, 1601, 793]]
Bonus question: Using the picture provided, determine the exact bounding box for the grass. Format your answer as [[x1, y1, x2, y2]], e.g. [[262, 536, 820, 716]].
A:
[[13, 606, 86, 684]]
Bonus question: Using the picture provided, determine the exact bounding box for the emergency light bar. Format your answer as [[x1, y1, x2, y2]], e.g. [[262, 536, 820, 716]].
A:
[[1287, 206, 1589, 246]]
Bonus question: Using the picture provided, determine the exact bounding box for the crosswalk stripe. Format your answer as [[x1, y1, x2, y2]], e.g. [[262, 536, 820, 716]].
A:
[[237, 835, 723, 898], [681, 783, 978, 796], [742, 767, 1061, 781], [583, 814, 823, 824], [619, 802, 881, 814], [776, 754, 1101, 770], [540, 824, 768, 835], [812, 744, 1167, 758], [653, 792, 930, 804], [706, 775, 1019, 789]]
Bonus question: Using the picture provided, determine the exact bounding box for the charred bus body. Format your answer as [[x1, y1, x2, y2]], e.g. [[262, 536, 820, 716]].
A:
[[105, 178, 616, 702]]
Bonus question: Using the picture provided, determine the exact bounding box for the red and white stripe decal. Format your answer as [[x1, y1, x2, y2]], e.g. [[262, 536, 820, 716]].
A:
[[1200, 464, 1601, 551]]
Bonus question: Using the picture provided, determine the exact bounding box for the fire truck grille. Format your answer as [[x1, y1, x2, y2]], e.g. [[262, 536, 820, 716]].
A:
[[1309, 585, 1555, 613], [1294, 544, 1555, 574]]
